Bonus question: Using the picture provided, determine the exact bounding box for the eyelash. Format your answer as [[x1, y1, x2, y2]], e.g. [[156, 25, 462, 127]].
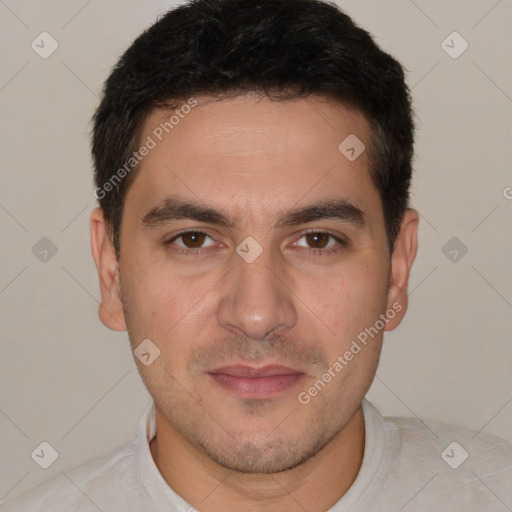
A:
[[165, 229, 347, 256]]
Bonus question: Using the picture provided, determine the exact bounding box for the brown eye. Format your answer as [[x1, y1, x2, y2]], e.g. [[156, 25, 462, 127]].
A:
[[168, 231, 216, 251], [293, 231, 346, 253], [305, 232, 330, 249], [181, 231, 207, 248]]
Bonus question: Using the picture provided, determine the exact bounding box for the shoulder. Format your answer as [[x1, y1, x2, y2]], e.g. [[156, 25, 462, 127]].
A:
[[388, 413, 512, 470], [0, 441, 140, 512], [384, 412, 512, 507]]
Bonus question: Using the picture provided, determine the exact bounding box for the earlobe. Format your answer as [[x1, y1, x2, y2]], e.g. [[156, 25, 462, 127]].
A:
[[385, 209, 419, 331], [90, 208, 127, 332]]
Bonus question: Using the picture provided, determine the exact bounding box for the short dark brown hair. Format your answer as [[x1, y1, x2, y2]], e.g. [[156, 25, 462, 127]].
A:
[[92, 0, 414, 258]]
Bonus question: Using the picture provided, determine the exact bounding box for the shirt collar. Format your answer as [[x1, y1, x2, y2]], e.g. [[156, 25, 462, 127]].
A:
[[133, 401, 193, 512]]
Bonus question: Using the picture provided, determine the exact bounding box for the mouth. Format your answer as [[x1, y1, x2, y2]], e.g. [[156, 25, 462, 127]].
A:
[[208, 364, 306, 399]]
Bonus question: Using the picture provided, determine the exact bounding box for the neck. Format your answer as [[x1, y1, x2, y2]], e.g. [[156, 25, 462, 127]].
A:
[[149, 405, 365, 512]]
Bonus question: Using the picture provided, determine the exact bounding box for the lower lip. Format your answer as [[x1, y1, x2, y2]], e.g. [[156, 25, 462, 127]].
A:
[[209, 373, 304, 399]]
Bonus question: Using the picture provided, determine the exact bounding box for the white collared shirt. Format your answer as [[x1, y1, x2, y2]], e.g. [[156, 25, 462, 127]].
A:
[[2, 399, 511, 511]]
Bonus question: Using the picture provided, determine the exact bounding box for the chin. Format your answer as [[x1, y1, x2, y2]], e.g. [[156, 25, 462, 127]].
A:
[[196, 434, 324, 474]]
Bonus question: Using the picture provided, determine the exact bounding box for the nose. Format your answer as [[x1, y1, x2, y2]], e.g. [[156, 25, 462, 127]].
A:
[[216, 245, 298, 340]]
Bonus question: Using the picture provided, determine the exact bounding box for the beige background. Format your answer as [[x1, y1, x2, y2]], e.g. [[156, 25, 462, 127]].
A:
[[1, 0, 511, 502]]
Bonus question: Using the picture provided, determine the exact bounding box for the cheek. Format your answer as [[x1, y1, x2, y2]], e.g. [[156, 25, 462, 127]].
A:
[[122, 263, 219, 348], [300, 261, 388, 337], [121, 265, 180, 337]]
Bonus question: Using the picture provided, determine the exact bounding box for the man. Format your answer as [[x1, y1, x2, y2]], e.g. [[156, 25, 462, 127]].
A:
[[2, 0, 511, 510]]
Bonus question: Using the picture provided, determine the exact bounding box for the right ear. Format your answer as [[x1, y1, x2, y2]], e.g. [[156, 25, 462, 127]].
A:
[[90, 208, 127, 331]]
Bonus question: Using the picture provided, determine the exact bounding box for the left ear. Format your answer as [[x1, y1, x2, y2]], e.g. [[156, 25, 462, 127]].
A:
[[385, 209, 419, 331]]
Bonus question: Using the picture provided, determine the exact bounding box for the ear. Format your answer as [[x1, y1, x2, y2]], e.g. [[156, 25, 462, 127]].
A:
[[384, 209, 419, 331], [90, 208, 127, 331]]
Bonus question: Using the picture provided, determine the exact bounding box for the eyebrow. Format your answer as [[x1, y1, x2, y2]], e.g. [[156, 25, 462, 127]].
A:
[[141, 196, 366, 230]]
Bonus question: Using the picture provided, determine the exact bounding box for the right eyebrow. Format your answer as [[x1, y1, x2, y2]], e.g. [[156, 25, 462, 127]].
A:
[[141, 197, 236, 229]]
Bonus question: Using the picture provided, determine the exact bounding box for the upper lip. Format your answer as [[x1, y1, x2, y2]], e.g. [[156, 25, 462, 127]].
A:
[[209, 364, 303, 378]]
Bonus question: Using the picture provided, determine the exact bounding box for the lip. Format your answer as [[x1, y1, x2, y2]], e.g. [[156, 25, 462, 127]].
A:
[[208, 365, 305, 399]]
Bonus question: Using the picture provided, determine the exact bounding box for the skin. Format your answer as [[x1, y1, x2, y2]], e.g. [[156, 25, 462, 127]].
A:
[[91, 93, 418, 512]]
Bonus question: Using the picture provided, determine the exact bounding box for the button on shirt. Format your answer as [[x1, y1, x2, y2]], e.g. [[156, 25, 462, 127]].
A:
[[2, 399, 511, 511]]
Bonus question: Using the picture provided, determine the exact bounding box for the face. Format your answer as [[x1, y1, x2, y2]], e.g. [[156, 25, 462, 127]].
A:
[[92, 93, 417, 474]]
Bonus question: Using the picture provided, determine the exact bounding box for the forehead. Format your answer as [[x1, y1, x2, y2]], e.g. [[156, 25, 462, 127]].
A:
[[126, 94, 379, 221], [147, 94, 371, 160]]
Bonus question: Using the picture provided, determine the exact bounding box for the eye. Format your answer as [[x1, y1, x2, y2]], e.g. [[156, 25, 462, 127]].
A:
[[293, 231, 346, 253], [166, 229, 346, 256], [167, 230, 216, 252]]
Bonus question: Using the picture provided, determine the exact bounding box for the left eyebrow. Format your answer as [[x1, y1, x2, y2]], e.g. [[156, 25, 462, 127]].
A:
[[141, 196, 367, 230], [275, 199, 367, 229]]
